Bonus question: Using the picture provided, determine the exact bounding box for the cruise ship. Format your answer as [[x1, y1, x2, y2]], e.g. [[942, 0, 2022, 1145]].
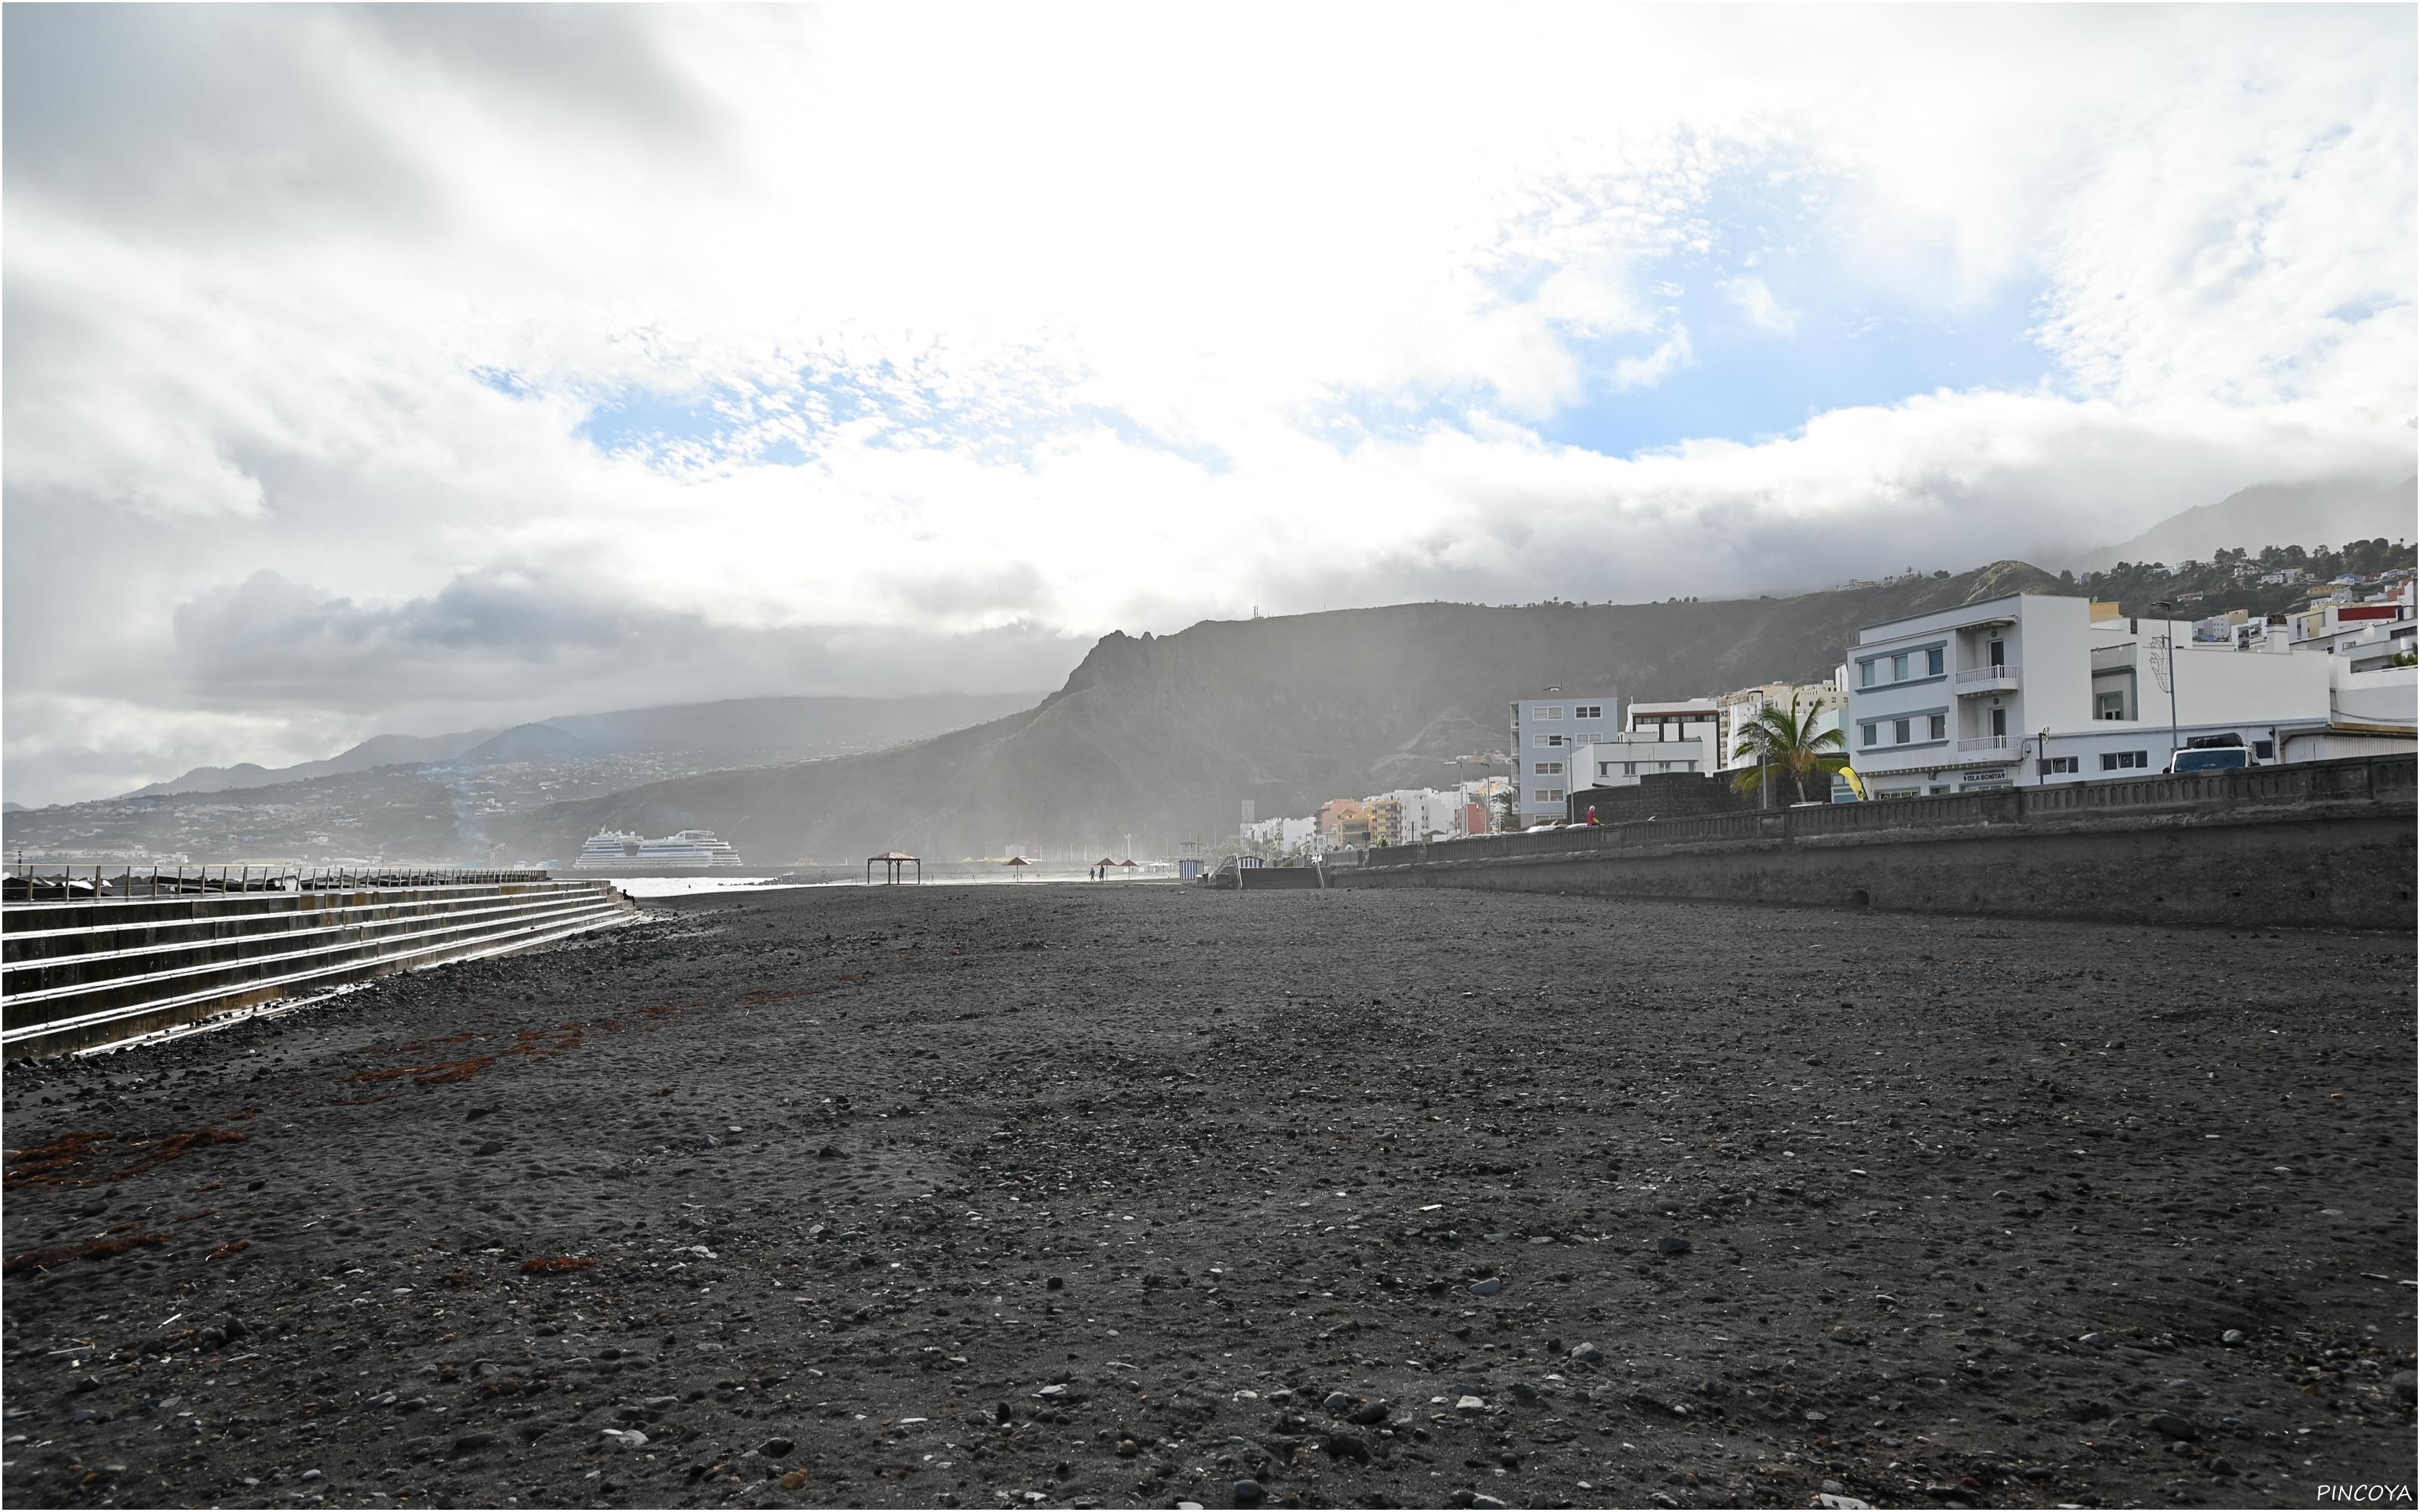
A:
[[568, 829, 756, 876]]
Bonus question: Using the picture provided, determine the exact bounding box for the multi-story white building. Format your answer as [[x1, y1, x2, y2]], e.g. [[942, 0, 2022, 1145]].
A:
[[1624, 700, 1724, 772], [1366, 788, 1469, 845], [1508, 689, 1620, 825], [1844, 593, 2416, 798], [1570, 736, 1715, 789], [1711, 681, 1849, 771], [1241, 814, 1319, 857]]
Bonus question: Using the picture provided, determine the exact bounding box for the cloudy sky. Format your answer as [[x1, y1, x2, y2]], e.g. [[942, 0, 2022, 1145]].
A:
[[5, 5, 2413, 804]]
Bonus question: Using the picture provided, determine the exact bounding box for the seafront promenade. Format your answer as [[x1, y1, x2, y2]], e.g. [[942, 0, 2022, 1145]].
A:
[[2, 884, 2412, 1510]]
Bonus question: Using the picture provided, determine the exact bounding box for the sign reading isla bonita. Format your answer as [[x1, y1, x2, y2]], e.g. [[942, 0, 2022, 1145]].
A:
[[1959, 768, 2014, 790]]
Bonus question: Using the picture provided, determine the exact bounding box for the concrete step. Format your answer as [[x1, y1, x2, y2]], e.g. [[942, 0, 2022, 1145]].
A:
[[5, 871, 600, 943], [2, 884, 638, 1060], [5, 886, 613, 979], [4, 891, 620, 1009]]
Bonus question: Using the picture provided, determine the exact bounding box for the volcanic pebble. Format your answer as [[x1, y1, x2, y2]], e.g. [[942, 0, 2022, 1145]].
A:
[[0, 884, 2412, 1508]]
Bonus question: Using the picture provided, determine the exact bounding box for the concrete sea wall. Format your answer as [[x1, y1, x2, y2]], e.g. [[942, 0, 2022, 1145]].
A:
[[1339, 754, 2416, 930]]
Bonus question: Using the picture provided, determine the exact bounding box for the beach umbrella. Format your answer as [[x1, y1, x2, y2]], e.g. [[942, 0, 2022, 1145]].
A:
[[1118, 858, 1140, 869], [1095, 857, 1116, 868], [1003, 856, 1030, 866]]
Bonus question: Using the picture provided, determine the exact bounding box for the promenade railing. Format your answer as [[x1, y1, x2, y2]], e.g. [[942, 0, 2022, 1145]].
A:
[[1361, 751, 2415, 871], [4, 861, 552, 905]]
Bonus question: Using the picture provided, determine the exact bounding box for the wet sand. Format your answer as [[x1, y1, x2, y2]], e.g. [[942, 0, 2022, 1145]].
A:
[[3, 885, 2412, 1510]]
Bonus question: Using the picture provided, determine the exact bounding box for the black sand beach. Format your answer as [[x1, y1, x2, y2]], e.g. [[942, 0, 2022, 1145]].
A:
[[4, 884, 2412, 1510]]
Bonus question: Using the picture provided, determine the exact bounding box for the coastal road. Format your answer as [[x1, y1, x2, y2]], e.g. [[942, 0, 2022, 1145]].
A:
[[3, 884, 2412, 1509]]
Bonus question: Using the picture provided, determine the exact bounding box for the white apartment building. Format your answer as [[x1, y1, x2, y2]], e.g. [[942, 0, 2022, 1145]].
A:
[[1366, 788, 1469, 844], [1624, 700, 1724, 772], [1533, 699, 1730, 802], [1242, 814, 1319, 856], [1711, 681, 1850, 771], [1509, 689, 1620, 824], [1571, 736, 1715, 789], [1844, 593, 2417, 798]]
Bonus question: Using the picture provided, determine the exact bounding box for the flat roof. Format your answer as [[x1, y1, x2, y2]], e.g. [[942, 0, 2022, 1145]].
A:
[[1509, 690, 1621, 700], [1853, 591, 2037, 644], [1628, 700, 1720, 714]]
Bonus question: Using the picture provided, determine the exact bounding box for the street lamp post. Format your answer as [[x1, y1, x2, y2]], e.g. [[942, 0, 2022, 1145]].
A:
[[2152, 598, 2182, 763]]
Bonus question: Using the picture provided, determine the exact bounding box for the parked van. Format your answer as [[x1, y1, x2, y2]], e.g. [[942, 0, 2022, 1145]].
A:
[[2167, 747, 2251, 774], [2166, 734, 2253, 775]]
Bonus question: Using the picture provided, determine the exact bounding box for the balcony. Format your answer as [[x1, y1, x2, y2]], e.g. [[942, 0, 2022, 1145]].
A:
[[1957, 735, 2018, 754], [1954, 664, 2021, 692]]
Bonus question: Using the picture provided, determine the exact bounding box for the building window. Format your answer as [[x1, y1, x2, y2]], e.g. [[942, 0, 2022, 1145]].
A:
[[2040, 756, 2079, 774], [2253, 739, 2275, 761], [1539, 706, 1563, 719], [2096, 692, 2125, 720], [1623, 763, 1637, 776], [1926, 647, 1944, 677], [1891, 653, 1910, 681], [1860, 661, 1876, 688], [1575, 704, 1602, 719], [1928, 714, 1946, 740], [1534, 762, 1562, 776], [1893, 717, 1910, 744], [1533, 733, 1564, 747], [1575, 730, 1602, 742], [2101, 751, 2149, 771], [1531, 789, 1562, 804]]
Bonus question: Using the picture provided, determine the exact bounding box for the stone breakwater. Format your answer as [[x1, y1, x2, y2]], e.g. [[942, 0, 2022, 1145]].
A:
[[2, 885, 2412, 1510]]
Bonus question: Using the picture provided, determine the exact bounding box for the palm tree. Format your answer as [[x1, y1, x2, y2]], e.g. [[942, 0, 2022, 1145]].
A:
[[1730, 692, 1849, 807]]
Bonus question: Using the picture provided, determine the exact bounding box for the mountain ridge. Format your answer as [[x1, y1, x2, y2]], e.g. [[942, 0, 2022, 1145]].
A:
[[491, 559, 2068, 863], [124, 730, 498, 798], [116, 691, 1047, 798], [2068, 474, 2415, 574]]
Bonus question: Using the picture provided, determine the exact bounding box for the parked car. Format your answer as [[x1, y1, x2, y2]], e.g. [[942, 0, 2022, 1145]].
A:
[[2167, 746, 2251, 774]]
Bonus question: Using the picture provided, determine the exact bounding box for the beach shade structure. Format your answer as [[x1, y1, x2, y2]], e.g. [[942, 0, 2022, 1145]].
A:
[[1002, 856, 1030, 866], [865, 851, 921, 885], [1095, 857, 1117, 869], [1117, 858, 1140, 869]]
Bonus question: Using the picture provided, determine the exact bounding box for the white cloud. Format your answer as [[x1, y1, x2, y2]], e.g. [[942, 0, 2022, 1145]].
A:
[[1611, 326, 1698, 390], [1720, 275, 1799, 337], [3, 4, 2412, 804]]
